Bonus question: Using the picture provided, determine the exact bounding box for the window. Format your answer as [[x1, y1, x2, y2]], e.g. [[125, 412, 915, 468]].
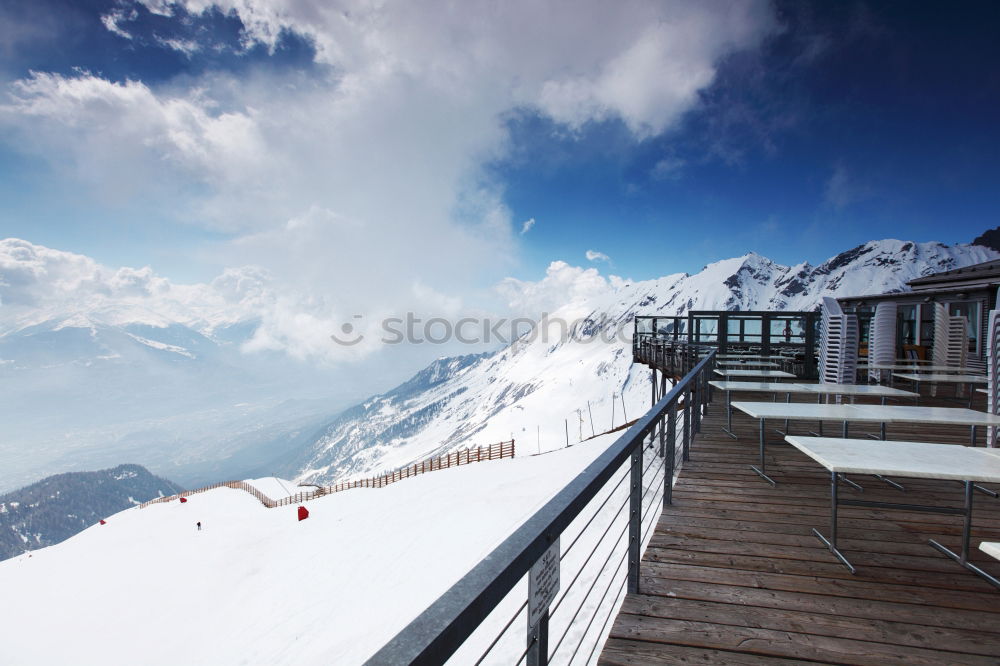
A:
[[899, 305, 917, 345]]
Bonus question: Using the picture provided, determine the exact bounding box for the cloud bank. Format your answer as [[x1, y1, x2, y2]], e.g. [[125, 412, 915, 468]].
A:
[[0, 0, 778, 361]]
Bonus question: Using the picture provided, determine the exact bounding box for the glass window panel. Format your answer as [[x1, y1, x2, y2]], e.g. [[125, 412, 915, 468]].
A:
[[899, 305, 917, 346]]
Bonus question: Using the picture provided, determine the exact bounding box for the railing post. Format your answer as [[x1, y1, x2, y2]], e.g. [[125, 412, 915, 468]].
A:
[[628, 444, 642, 594], [526, 610, 549, 666], [682, 386, 691, 461], [664, 405, 675, 506], [693, 380, 702, 435], [703, 365, 709, 420]]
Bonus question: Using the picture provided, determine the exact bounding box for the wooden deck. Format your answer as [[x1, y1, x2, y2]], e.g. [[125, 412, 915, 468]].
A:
[[601, 387, 1000, 665]]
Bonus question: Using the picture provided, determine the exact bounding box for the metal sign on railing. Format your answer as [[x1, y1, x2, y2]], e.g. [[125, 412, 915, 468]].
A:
[[528, 537, 560, 629]]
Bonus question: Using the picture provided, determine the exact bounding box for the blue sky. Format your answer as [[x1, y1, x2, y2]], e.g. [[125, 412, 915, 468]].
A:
[[496, 2, 1000, 277], [1, 0, 998, 293]]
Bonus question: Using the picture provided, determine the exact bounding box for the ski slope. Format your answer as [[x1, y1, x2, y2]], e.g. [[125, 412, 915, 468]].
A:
[[0, 433, 626, 665]]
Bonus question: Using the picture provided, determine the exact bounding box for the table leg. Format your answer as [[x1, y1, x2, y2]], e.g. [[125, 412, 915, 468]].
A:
[[751, 418, 776, 486], [722, 389, 737, 439], [813, 470, 856, 573], [929, 481, 1000, 589], [967, 427, 997, 496], [839, 474, 864, 492], [808, 393, 823, 436], [775, 392, 792, 436]]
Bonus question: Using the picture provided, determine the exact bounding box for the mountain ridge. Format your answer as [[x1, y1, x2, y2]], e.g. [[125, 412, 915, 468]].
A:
[[289, 238, 997, 486]]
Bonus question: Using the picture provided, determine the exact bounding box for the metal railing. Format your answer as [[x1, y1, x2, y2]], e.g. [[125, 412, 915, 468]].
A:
[[366, 346, 716, 665]]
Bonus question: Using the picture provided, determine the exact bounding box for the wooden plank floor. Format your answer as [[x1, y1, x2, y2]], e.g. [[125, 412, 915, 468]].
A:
[[601, 387, 1000, 665]]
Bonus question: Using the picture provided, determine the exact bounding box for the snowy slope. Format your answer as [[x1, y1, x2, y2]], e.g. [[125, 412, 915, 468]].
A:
[[291, 240, 998, 486], [0, 435, 623, 665]]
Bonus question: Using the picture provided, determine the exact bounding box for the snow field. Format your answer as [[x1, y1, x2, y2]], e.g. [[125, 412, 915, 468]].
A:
[[0, 424, 685, 665]]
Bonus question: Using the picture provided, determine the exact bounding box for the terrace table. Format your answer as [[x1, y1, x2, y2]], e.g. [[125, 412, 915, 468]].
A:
[[894, 373, 988, 408], [710, 381, 917, 440], [716, 354, 788, 361], [863, 364, 984, 373], [717, 360, 780, 368], [861, 364, 983, 386], [730, 402, 1000, 486], [713, 369, 795, 381], [784, 435, 1000, 588]]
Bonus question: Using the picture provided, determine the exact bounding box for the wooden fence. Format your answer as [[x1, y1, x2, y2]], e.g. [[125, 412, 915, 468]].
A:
[[139, 439, 515, 509]]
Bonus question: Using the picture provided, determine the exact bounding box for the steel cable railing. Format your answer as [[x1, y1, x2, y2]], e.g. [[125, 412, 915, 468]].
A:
[[366, 345, 715, 666]]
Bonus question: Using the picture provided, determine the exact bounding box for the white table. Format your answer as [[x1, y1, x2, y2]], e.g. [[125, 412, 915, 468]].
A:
[[713, 369, 795, 380], [982, 542, 1000, 562], [784, 435, 1000, 588], [717, 354, 789, 361], [710, 381, 917, 440], [862, 364, 982, 373], [730, 402, 1000, 485], [718, 360, 780, 368], [894, 373, 988, 408]]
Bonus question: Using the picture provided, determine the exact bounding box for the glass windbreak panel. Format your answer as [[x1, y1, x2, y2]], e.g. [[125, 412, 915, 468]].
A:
[[693, 317, 718, 343], [899, 305, 917, 345], [770, 317, 805, 343], [658, 319, 682, 338], [636, 317, 654, 335], [948, 301, 981, 353], [729, 317, 761, 343]]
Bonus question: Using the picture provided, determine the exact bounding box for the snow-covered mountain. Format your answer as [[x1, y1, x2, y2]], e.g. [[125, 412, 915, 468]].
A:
[[0, 464, 182, 561], [290, 239, 998, 485]]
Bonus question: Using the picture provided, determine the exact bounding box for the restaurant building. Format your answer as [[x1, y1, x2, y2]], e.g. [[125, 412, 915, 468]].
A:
[[837, 257, 1000, 368]]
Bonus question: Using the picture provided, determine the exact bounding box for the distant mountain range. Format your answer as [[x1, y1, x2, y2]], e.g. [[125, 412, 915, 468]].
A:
[[1, 235, 996, 494], [0, 240, 354, 492], [289, 239, 998, 486], [0, 464, 182, 561]]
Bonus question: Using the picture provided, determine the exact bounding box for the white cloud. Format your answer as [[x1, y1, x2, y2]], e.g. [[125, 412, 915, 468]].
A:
[[2, 72, 267, 211], [0, 1, 778, 359], [585, 250, 611, 263], [498, 260, 618, 316], [824, 163, 870, 210], [535, 3, 776, 135], [101, 9, 137, 40], [155, 36, 201, 57], [651, 156, 686, 181], [520, 218, 535, 235], [0, 238, 264, 328]]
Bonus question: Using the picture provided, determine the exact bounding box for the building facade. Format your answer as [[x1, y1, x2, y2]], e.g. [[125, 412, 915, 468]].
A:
[[837, 258, 1000, 368]]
